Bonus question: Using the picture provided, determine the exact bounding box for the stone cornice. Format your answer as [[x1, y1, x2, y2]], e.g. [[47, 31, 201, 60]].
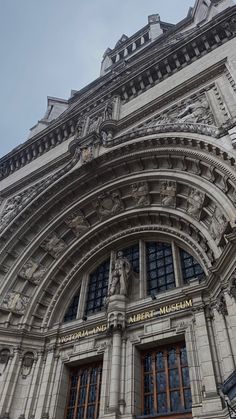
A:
[[0, 6, 236, 181]]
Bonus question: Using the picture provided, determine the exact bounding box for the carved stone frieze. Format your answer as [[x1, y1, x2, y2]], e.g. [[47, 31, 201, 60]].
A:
[[19, 259, 47, 284], [41, 233, 67, 258], [65, 211, 90, 236], [94, 191, 124, 220], [187, 189, 205, 219], [160, 181, 177, 207], [1, 291, 29, 314], [131, 182, 150, 207]]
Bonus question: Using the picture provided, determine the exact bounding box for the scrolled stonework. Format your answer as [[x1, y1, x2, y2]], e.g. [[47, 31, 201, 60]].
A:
[[160, 181, 177, 207], [41, 233, 67, 258], [93, 191, 125, 220], [187, 188, 205, 219], [1, 291, 29, 314], [19, 259, 47, 284], [131, 182, 150, 207], [65, 211, 90, 236]]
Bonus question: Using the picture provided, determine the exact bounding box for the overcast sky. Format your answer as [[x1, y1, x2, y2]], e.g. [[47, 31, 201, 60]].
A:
[[0, 0, 194, 158]]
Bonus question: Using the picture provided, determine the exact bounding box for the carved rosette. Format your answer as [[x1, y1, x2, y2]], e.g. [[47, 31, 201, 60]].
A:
[[93, 191, 125, 220]]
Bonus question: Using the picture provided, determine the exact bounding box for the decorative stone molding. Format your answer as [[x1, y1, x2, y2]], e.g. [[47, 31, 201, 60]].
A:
[[0, 291, 29, 315], [160, 181, 177, 207], [93, 191, 125, 220], [41, 233, 67, 258], [65, 210, 90, 236], [131, 182, 150, 207], [19, 259, 47, 284]]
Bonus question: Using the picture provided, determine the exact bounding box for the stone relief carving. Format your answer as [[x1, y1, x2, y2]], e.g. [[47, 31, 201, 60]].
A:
[[21, 352, 35, 379], [74, 116, 86, 139], [160, 181, 177, 207], [215, 293, 228, 316], [107, 311, 126, 330], [41, 233, 67, 258], [19, 260, 47, 284], [109, 251, 132, 297], [0, 348, 11, 376], [65, 211, 90, 236], [177, 97, 212, 124], [103, 100, 113, 120], [228, 272, 236, 300], [209, 207, 227, 241], [88, 115, 103, 134], [79, 145, 94, 164], [94, 191, 124, 220], [187, 189, 205, 219], [131, 182, 150, 207], [1, 291, 29, 314]]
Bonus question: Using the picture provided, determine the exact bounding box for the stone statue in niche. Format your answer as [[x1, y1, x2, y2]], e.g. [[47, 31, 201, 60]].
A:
[[19, 260, 47, 284], [94, 191, 124, 220], [75, 116, 85, 139], [88, 115, 102, 134], [109, 252, 132, 297], [1, 291, 29, 314], [41, 233, 67, 258], [187, 189, 205, 219], [0, 348, 11, 376], [131, 182, 150, 207], [160, 181, 177, 207], [103, 100, 113, 120], [21, 352, 34, 379], [209, 207, 227, 241], [177, 97, 212, 124], [65, 211, 89, 236]]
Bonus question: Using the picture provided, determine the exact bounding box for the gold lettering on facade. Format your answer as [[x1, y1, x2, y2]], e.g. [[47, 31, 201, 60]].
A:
[[58, 324, 107, 344]]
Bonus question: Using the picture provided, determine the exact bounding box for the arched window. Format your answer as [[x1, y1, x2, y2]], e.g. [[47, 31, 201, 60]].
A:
[[180, 249, 204, 284], [146, 242, 175, 295], [85, 259, 110, 315], [63, 292, 80, 323]]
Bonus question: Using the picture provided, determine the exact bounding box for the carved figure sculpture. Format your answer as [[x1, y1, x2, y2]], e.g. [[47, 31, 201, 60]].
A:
[[88, 115, 102, 133], [94, 191, 124, 220], [0, 348, 10, 376], [19, 260, 47, 284], [21, 352, 34, 379], [75, 116, 85, 139], [187, 189, 205, 219], [177, 98, 211, 124], [103, 100, 113, 120], [131, 182, 150, 207], [65, 211, 89, 236], [1, 291, 29, 314], [109, 252, 131, 297], [41, 233, 66, 258], [209, 207, 227, 241], [160, 181, 177, 207], [80, 145, 94, 164]]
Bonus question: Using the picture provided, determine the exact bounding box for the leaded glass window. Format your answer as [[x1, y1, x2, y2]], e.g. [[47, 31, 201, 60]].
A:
[[146, 242, 175, 295], [142, 343, 192, 418], [180, 249, 204, 283], [122, 244, 140, 273], [85, 259, 110, 315], [63, 292, 80, 323], [66, 362, 102, 419]]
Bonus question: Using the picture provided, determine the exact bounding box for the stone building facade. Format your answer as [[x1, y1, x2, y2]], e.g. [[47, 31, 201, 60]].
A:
[[1, 0, 236, 418]]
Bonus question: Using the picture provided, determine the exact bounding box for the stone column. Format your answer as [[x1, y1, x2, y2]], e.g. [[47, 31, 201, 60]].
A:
[[0, 347, 22, 417]]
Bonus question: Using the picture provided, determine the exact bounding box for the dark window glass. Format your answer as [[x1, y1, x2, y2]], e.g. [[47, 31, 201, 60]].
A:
[[65, 362, 102, 419], [180, 249, 205, 283], [142, 343, 192, 417], [146, 242, 175, 296], [122, 244, 140, 273], [63, 292, 80, 323], [85, 259, 110, 315]]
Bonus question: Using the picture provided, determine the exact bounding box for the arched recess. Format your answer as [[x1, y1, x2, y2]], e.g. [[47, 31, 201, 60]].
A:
[[0, 131, 236, 331]]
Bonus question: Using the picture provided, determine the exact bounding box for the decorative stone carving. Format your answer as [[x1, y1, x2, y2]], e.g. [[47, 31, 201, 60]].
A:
[[19, 260, 47, 284], [109, 252, 131, 297], [1, 291, 29, 314], [177, 97, 212, 124], [74, 116, 86, 139], [103, 100, 113, 120], [209, 207, 227, 241], [88, 115, 102, 134], [65, 211, 89, 236], [131, 182, 150, 207], [187, 189, 205, 219], [160, 181, 177, 207], [94, 191, 124, 220], [79, 144, 94, 164], [228, 272, 236, 300], [0, 348, 11, 376], [0, 195, 22, 229], [215, 293, 228, 316], [21, 352, 34, 379], [41, 233, 67, 258], [108, 311, 126, 330]]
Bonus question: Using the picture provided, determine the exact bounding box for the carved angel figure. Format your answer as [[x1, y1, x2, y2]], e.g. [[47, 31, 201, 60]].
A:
[[109, 252, 131, 297], [131, 182, 150, 207]]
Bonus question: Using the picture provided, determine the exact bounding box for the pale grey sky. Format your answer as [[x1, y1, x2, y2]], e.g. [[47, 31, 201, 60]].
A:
[[0, 0, 194, 158]]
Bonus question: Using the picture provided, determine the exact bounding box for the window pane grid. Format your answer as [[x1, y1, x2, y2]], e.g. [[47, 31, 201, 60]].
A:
[[180, 250, 205, 283], [142, 343, 192, 418], [66, 363, 102, 419], [85, 259, 110, 315], [122, 244, 140, 273], [63, 292, 80, 323], [146, 243, 176, 295]]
